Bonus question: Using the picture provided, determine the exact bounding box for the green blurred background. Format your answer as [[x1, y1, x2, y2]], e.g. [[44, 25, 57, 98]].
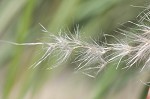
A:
[[0, 0, 150, 99]]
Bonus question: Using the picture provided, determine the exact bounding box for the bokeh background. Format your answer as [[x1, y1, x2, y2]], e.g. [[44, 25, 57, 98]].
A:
[[0, 0, 150, 99]]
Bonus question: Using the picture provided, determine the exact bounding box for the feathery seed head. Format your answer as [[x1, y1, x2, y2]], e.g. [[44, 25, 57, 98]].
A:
[[2, 9, 150, 77]]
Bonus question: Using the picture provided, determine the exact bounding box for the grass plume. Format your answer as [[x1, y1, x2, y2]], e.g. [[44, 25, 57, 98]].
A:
[[1, 8, 150, 78]]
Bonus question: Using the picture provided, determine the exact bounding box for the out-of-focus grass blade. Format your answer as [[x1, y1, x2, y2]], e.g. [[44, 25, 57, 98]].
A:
[[92, 64, 119, 99], [80, 0, 147, 38], [3, 0, 36, 98], [49, 0, 80, 32], [77, 0, 120, 21], [140, 86, 149, 99], [140, 77, 150, 99], [0, 0, 27, 33]]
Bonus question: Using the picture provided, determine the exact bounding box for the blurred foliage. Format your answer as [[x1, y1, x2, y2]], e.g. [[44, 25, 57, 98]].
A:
[[0, 0, 149, 99]]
